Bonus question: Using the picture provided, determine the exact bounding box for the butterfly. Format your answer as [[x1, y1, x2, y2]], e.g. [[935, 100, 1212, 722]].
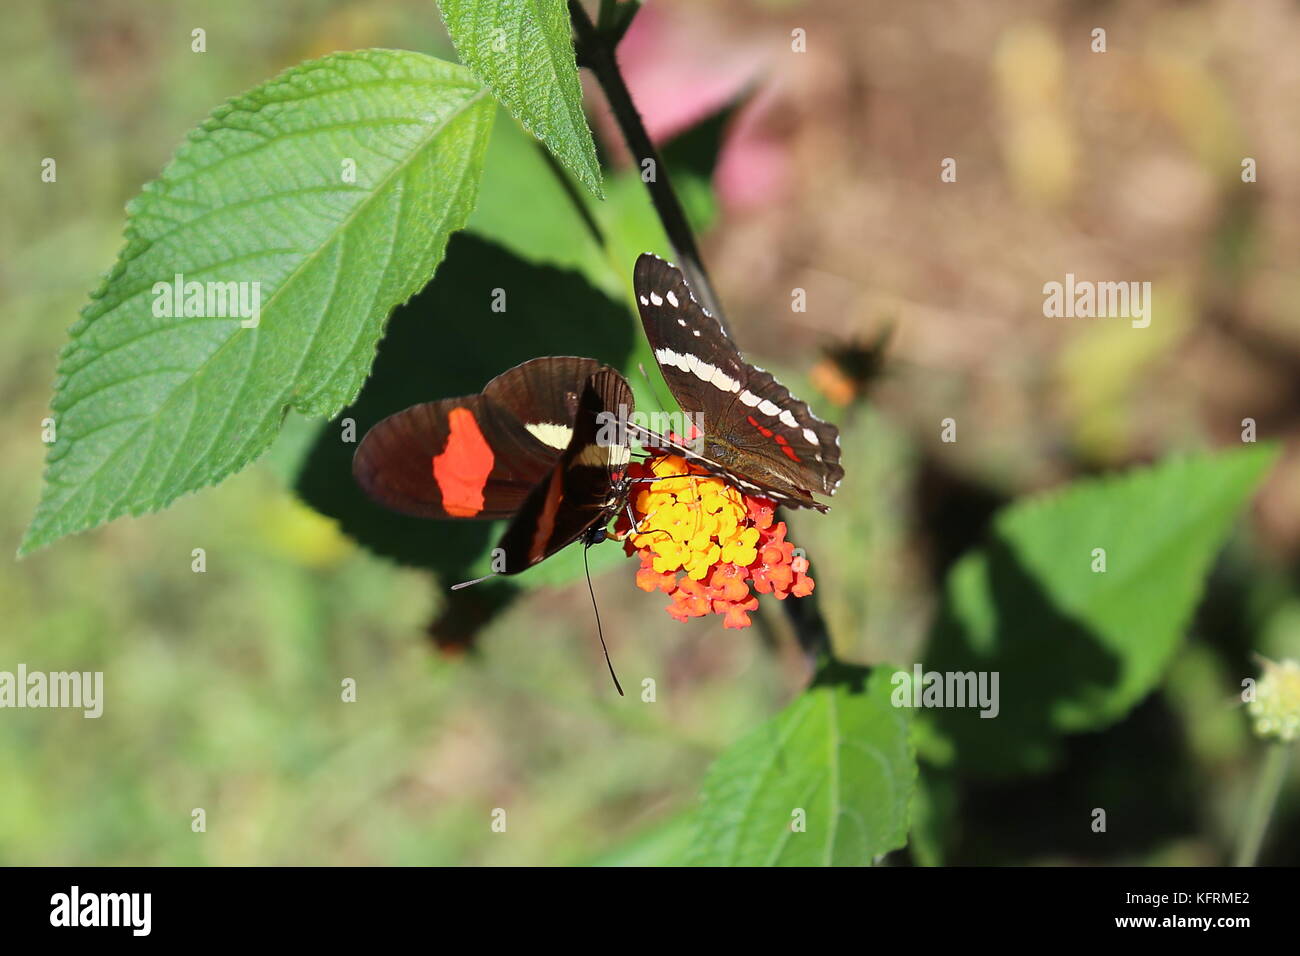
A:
[[633, 253, 844, 511], [351, 356, 634, 575]]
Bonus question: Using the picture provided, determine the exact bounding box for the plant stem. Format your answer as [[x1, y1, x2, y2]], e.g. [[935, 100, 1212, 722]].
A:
[[568, 0, 833, 662], [596, 0, 620, 31], [1233, 742, 1291, 866], [568, 0, 729, 329]]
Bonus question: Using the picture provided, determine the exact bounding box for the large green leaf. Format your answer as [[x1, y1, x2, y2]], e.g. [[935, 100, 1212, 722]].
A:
[[21, 50, 494, 555], [438, 0, 603, 198], [924, 444, 1279, 776], [684, 665, 916, 866]]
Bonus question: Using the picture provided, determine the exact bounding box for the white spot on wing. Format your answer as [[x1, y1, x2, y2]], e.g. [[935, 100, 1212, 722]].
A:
[[779, 410, 798, 428], [525, 422, 574, 450], [655, 347, 681, 370], [758, 400, 780, 417], [666, 291, 679, 307], [650, 292, 664, 306], [740, 390, 761, 407], [639, 295, 649, 306], [803, 427, 819, 444]]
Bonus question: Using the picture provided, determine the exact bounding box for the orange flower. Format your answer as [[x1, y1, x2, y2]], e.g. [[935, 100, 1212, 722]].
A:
[[615, 454, 817, 628]]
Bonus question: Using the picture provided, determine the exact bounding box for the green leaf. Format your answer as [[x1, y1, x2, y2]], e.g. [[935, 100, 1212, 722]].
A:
[[924, 444, 1279, 776], [21, 50, 494, 555], [438, 0, 603, 199], [684, 664, 916, 866], [908, 765, 957, 866]]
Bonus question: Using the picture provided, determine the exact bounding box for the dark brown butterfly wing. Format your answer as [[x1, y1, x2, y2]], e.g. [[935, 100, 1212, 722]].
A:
[[633, 254, 842, 509], [482, 355, 606, 452], [351, 357, 604, 521]]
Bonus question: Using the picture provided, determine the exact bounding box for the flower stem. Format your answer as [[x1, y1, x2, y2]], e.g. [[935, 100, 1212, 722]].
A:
[[568, 0, 729, 329], [1233, 742, 1291, 866], [568, 0, 834, 662]]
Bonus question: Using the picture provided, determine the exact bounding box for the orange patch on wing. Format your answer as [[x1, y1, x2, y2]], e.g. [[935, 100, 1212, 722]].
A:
[[432, 407, 495, 517]]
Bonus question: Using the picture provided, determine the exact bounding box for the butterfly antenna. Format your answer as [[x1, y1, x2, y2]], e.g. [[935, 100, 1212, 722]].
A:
[[584, 537, 624, 697], [450, 571, 499, 591]]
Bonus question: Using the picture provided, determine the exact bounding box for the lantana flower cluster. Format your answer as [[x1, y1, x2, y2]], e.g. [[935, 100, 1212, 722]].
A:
[[614, 454, 814, 628]]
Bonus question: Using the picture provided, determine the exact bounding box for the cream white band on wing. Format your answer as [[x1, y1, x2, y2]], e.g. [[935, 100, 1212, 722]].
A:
[[525, 422, 574, 450]]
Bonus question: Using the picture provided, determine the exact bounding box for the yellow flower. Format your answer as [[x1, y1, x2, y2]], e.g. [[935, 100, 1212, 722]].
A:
[[720, 526, 761, 567], [616, 454, 817, 628]]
